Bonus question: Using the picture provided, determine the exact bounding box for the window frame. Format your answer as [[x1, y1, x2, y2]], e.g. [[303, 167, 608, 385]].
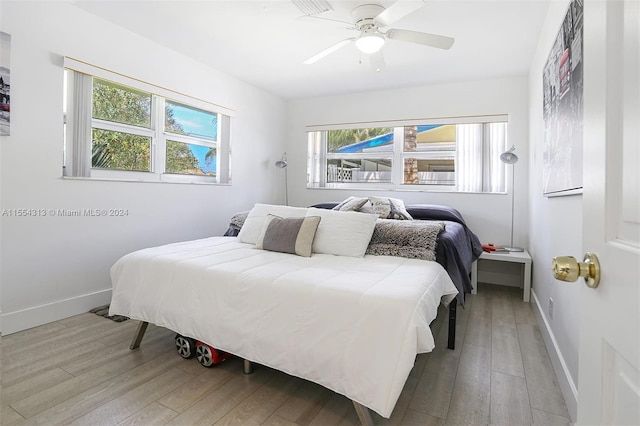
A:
[[306, 115, 508, 193], [63, 57, 233, 184]]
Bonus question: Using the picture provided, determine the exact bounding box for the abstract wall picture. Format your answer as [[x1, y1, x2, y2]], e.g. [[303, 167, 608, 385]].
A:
[[0, 31, 10, 136], [542, 0, 584, 196]]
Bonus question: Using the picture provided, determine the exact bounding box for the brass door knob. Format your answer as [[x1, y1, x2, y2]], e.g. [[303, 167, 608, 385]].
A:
[[552, 252, 601, 288]]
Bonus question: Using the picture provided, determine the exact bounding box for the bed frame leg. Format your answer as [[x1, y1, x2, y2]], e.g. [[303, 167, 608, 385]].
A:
[[447, 299, 457, 350], [243, 359, 254, 374], [129, 321, 149, 350], [353, 401, 374, 426]]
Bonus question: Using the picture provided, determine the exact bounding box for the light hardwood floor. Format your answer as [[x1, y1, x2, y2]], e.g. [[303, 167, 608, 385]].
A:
[[0, 284, 571, 425]]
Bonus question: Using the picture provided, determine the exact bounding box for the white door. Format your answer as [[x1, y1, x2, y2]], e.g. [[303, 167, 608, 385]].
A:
[[578, 0, 640, 423]]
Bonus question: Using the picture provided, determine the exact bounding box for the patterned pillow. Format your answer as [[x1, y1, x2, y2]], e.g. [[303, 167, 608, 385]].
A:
[[332, 196, 369, 212], [366, 219, 444, 260], [369, 196, 413, 220], [255, 215, 321, 257]]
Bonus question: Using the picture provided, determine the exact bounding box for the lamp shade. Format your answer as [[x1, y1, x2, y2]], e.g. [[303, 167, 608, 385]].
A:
[[500, 146, 519, 164], [355, 33, 385, 54], [275, 152, 288, 206], [275, 153, 288, 168]]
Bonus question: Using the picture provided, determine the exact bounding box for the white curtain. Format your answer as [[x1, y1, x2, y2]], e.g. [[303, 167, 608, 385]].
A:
[[487, 122, 507, 192], [69, 71, 92, 177], [456, 124, 483, 192]]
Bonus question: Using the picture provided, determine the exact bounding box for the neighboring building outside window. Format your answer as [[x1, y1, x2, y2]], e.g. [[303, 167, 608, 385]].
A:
[[307, 116, 508, 193]]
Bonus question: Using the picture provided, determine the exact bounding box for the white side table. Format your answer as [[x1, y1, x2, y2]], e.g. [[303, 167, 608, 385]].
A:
[[470, 250, 533, 302]]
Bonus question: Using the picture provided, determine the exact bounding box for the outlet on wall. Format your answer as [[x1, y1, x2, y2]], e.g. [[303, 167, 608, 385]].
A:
[[549, 297, 554, 319]]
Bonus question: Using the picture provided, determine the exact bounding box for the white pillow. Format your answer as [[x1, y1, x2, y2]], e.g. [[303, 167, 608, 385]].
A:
[[306, 208, 378, 257], [237, 204, 309, 244]]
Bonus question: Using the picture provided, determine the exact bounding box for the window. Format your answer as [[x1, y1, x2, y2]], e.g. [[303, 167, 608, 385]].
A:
[[63, 58, 232, 184], [163, 100, 219, 177], [307, 116, 508, 193]]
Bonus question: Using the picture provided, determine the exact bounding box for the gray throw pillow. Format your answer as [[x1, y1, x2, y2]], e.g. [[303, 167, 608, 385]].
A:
[[255, 215, 321, 257], [369, 196, 413, 220], [366, 219, 444, 261], [332, 196, 369, 212]]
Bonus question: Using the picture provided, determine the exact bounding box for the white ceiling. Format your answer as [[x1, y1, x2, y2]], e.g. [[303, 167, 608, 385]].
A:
[[73, 0, 551, 100]]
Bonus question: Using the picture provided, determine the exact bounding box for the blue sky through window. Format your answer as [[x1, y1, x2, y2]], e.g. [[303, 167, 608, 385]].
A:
[[167, 102, 217, 173], [190, 144, 215, 174]]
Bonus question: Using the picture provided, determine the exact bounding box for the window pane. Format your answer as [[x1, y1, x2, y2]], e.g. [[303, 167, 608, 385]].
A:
[[165, 101, 217, 141], [327, 159, 392, 183], [327, 127, 393, 153], [404, 124, 456, 152], [404, 158, 455, 185], [403, 124, 457, 185], [92, 79, 151, 128], [92, 129, 151, 171], [166, 140, 216, 176]]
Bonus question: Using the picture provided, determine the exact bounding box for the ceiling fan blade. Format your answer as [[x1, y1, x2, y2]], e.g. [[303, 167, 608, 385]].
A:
[[374, 0, 426, 27], [386, 29, 455, 50], [369, 50, 386, 73], [303, 38, 355, 64]]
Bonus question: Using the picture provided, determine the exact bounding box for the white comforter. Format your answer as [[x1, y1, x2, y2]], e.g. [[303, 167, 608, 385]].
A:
[[109, 237, 458, 418]]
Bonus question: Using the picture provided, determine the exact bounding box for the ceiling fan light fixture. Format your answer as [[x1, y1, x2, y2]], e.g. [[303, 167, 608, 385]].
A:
[[355, 33, 385, 54]]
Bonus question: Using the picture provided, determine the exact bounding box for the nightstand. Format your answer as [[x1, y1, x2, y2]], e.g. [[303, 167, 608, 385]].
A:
[[470, 250, 533, 302]]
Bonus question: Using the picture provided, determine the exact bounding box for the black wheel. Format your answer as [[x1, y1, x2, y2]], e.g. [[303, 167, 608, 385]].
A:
[[175, 334, 196, 359], [196, 343, 215, 367]]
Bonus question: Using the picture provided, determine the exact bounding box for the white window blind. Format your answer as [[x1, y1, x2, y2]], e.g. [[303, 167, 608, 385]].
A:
[[456, 124, 483, 192], [67, 71, 92, 177]]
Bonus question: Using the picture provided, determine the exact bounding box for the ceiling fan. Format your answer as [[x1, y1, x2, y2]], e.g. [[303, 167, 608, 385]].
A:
[[302, 1, 455, 70]]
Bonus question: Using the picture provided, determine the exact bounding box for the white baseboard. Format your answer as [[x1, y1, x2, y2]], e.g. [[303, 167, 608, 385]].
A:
[[531, 289, 578, 422], [0, 289, 112, 335]]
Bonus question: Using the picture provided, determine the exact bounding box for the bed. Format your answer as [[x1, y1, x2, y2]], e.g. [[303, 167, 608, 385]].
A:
[[308, 202, 483, 304], [109, 202, 481, 423]]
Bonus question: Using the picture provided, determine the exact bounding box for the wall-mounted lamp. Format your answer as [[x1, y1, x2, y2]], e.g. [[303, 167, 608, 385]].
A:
[[500, 146, 523, 252], [275, 152, 288, 206]]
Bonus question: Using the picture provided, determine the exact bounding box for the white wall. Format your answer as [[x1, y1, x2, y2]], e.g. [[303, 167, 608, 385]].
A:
[[286, 76, 530, 247], [0, 2, 286, 334], [528, 0, 581, 420]]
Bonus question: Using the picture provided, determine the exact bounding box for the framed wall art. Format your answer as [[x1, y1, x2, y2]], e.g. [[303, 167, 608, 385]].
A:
[[0, 31, 10, 137], [542, 0, 584, 196]]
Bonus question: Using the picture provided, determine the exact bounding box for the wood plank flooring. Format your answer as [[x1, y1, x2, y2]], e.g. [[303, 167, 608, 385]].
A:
[[0, 284, 571, 425]]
